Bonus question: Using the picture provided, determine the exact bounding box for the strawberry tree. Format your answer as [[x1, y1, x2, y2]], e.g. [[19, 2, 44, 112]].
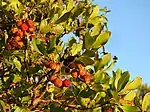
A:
[[0, 0, 150, 112]]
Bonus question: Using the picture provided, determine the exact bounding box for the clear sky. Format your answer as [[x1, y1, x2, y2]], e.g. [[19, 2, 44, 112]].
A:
[[94, 0, 150, 84]]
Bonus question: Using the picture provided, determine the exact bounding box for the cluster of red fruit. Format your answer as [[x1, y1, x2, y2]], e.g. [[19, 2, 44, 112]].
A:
[[70, 63, 93, 84], [49, 75, 71, 88], [7, 19, 35, 50]]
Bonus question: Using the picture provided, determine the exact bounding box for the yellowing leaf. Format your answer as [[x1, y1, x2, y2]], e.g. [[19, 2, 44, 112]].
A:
[[89, 5, 99, 19], [71, 43, 82, 56], [142, 92, 150, 112], [13, 57, 21, 72]]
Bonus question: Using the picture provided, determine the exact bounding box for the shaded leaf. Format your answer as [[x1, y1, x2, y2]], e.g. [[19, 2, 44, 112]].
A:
[[82, 50, 95, 57], [76, 56, 94, 66], [55, 12, 71, 24]]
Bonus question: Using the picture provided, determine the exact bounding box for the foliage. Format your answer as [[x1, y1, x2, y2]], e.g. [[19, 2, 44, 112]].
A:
[[0, 0, 149, 111]]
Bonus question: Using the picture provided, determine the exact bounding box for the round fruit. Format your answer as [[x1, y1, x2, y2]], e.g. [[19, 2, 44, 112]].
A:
[[17, 41, 23, 48], [79, 69, 86, 76], [71, 70, 79, 78], [82, 73, 93, 84], [27, 20, 34, 27], [63, 79, 71, 87], [16, 29, 23, 37], [49, 75, 57, 83], [55, 63, 60, 72], [77, 63, 84, 70], [44, 61, 51, 68], [15, 36, 22, 42], [17, 20, 22, 27], [106, 108, 113, 112], [69, 63, 77, 69], [21, 23, 29, 31], [28, 27, 35, 33], [49, 62, 57, 70], [7, 44, 12, 50], [53, 78, 62, 88]]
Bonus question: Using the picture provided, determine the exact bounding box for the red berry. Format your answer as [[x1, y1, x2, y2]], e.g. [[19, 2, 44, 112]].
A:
[[69, 63, 77, 69], [63, 79, 71, 87], [17, 20, 22, 27], [27, 20, 34, 27], [30, 34, 36, 39], [16, 29, 23, 37], [79, 69, 86, 76], [81, 73, 93, 84], [53, 78, 63, 88], [106, 108, 113, 112], [7, 44, 12, 50], [21, 23, 29, 31], [71, 70, 79, 78]]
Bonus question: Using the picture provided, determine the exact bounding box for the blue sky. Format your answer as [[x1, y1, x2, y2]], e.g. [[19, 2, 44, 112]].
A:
[[94, 0, 150, 84]]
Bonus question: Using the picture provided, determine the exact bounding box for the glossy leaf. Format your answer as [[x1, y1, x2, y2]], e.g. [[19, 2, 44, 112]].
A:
[[92, 31, 111, 48], [13, 57, 21, 72], [76, 56, 94, 66], [94, 53, 111, 71], [71, 43, 82, 56], [91, 23, 102, 37], [89, 5, 99, 19], [124, 91, 137, 101], [120, 77, 142, 93], [117, 71, 130, 92], [40, 19, 50, 34], [142, 92, 150, 112], [114, 69, 122, 90], [55, 12, 71, 24]]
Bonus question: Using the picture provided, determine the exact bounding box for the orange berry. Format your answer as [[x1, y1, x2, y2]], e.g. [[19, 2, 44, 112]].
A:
[[55, 63, 60, 72], [15, 36, 22, 42], [77, 63, 85, 70], [53, 78, 63, 88], [63, 79, 71, 87], [21, 23, 29, 31], [17, 20, 22, 27], [49, 62, 57, 70], [30, 34, 36, 39], [71, 70, 79, 78], [28, 27, 35, 33], [49, 75, 57, 83], [16, 29, 23, 37], [27, 20, 34, 27], [79, 69, 86, 76], [17, 41, 23, 48]]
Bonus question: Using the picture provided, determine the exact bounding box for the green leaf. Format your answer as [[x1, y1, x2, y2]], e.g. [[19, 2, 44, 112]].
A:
[[21, 96, 31, 103], [67, 37, 76, 47], [67, 0, 73, 12], [94, 53, 111, 71], [51, 24, 64, 35], [71, 43, 82, 56], [13, 74, 21, 83], [91, 23, 102, 37], [142, 92, 150, 112], [82, 50, 95, 57], [71, 3, 84, 18], [120, 77, 142, 93], [94, 71, 110, 83], [80, 97, 90, 108], [104, 61, 115, 72], [92, 31, 111, 48], [76, 56, 94, 66], [0, 100, 5, 112], [83, 32, 95, 49], [124, 91, 137, 101], [121, 105, 140, 112], [117, 71, 130, 92], [114, 69, 122, 90], [13, 57, 21, 72], [55, 12, 71, 24], [14, 106, 29, 112], [40, 19, 50, 34], [89, 5, 99, 19], [88, 16, 104, 25], [31, 39, 42, 54], [47, 36, 57, 52], [94, 92, 106, 103]]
